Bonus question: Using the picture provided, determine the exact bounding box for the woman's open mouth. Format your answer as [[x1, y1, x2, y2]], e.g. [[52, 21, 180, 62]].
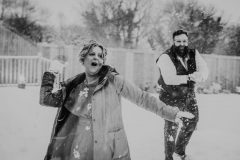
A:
[[91, 62, 98, 67]]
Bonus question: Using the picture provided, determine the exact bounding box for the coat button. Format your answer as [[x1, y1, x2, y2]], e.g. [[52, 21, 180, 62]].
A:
[[93, 119, 95, 121], [95, 140, 97, 143]]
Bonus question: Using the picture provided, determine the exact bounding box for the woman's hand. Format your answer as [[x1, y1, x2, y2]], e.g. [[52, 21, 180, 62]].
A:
[[49, 60, 65, 74], [175, 111, 194, 124], [176, 111, 195, 119], [175, 111, 194, 126]]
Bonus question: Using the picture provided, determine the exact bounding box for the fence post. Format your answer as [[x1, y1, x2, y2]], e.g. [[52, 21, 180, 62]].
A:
[[37, 52, 42, 85]]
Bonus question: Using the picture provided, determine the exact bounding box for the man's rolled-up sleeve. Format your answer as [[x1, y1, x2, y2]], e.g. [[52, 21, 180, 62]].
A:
[[157, 54, 187, 85]]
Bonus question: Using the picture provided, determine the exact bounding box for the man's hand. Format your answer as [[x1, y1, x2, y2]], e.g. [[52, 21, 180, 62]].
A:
[[189, 72, 203, 82], [49, 60, 65, 74]]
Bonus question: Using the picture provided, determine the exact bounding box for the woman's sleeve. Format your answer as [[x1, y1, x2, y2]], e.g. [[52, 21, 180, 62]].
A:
[[113, 75, 179, 122], [39, 72, 65, 108]]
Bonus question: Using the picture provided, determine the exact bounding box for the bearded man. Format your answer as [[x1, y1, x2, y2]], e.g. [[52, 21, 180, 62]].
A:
[[156, 29, 209, 160]]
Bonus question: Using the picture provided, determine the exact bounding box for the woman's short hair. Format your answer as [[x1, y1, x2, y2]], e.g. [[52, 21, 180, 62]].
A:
[[172, 29, 188, 39], [79, 40, 107, 64]]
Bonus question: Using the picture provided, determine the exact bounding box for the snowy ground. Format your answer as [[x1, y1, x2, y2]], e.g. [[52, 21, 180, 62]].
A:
[[0, 86, 240, 160]]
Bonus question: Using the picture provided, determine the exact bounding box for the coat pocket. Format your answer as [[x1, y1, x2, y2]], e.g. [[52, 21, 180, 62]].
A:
[[110, 129, 129, 159]]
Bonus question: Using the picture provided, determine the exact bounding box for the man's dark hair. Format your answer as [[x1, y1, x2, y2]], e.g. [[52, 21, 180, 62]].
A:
[[172, 29, 188, 39]]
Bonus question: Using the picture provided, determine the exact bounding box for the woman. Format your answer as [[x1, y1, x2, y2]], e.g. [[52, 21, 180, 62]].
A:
[[40, 40, 194, 160]]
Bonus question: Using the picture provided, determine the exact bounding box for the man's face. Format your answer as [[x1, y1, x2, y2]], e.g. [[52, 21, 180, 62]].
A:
[[173, 34, 188, 50]]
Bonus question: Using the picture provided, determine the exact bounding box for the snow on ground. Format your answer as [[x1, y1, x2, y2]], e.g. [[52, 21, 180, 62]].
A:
[[0, 86, 240, 160]]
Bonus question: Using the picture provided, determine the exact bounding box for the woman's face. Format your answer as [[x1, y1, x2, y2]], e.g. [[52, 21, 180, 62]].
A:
[[83, 46, 104, 76]]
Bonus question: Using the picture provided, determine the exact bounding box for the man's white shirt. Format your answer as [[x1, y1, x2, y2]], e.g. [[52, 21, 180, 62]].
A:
[[157, 50, 209, 85]]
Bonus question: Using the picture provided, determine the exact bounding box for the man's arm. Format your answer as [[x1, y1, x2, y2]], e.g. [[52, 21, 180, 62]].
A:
[[157, 54, 188, 85]]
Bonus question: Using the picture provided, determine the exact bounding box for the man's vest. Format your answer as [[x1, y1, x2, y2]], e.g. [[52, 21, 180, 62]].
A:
[[157, 46, 196, 99]]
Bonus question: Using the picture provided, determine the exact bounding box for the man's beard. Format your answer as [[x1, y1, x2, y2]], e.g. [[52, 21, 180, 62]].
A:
[[173, 45, 189, 58]]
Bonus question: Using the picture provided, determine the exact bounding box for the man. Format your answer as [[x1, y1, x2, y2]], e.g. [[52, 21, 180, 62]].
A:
[[156, 29, 209, 160]]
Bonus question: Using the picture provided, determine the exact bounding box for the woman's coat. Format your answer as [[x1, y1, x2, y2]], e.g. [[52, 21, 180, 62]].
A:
[[40, 65, 179, 160]]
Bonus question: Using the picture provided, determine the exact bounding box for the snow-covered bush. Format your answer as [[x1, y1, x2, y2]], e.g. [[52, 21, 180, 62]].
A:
[[236, 86, 240, 94]]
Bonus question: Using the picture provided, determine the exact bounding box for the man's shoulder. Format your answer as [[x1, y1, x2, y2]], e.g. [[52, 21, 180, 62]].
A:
[[189, 48, 198, 58], [160, 49, 172, 59], [189, 48, 196, 52], [156, 48, 171, 63], [159, 53, 170, 59], [162, 48, 171, 54]]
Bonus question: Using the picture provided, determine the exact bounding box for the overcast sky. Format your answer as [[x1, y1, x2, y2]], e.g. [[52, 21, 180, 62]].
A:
[[32, 0, 240, 26], [199, 0, 240, 23]]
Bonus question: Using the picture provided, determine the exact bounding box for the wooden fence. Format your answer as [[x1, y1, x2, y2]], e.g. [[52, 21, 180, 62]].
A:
[[1, 42, 240, 92], [37, 43, 161, 89], [0, 22, 239, 91], [0, 22, 39, 56], [202, 54, 240, 92], [36, 43, 240, 92], [0, 54, 65, 86]]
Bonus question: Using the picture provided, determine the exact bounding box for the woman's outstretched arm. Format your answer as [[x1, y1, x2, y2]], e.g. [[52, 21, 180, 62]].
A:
[[113, 75, 194, 122]]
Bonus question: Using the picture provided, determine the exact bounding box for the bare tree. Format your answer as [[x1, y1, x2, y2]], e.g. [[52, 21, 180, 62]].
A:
[[214, 24, 240, 56], [2, 0, 50, 42], [81, 0, 153, 48], [147, 0, 226, 53], [0, 0, 14, 20]]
